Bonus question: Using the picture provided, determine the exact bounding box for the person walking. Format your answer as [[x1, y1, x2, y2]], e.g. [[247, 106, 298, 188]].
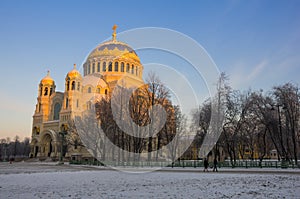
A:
[[213, 158, 218, 172], [203, 158, 209, 172]]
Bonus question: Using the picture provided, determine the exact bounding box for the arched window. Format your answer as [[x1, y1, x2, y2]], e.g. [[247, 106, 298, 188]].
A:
[[33, 127, 36, 135], [92, 63, 95, 73], [84, 65, 87, 76], [88, 63, 91, 74], [97, 62, 100, 72], [97, 88, 100, 93], [76, 99, 79, 108], [131, 65, 134, 74], [136, 66, 138, 75], [103, 62, 106, 72], [33, 126, 40, 135], [44, 87, 48, 96], [105, 89, 108, 95], [114, 62, 119, 72], [50, 87, 53, 96], [67, 80, 70, 91], [88, 87, 92, 93], [77, 82, 80, 91], [53, 103, 61, 120], [40, 86, 43, 96], [71, 81, 75, 90], [126, 63, 130, 72], [121, 62, 124, 72], [66, 98, 69, 108], [108, 62, 112, 71]]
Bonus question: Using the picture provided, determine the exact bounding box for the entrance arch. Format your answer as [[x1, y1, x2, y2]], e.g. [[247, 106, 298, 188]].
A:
[[40, 130, 59, 159], [42, 134, 53, 157], [31, 138, 39, 158]]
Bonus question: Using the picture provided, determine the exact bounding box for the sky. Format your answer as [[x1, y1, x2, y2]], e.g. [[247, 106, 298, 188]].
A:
[[0, 0, 299, 140]]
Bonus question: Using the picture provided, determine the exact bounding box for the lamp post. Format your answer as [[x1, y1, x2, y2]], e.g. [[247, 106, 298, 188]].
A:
[[59, 125, 68, 164], [272, 104, 283, 139], [270, 103, 287, 162]]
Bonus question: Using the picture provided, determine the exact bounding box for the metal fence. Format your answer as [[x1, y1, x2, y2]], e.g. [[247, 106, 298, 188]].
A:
[[69, 159, 300, 169]]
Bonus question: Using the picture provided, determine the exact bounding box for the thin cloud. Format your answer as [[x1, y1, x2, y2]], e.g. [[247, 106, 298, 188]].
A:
[[229, 59, 268, 90], [246, 59, 268, 81]]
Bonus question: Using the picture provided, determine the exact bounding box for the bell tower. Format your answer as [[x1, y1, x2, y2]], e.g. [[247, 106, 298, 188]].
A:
[[60, 64, 82, 125], [36, 71, 56, 121], [31, 70, 56, 141]]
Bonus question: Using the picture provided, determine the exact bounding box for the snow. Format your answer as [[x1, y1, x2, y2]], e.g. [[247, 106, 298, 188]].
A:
[[0, 162, 299, 198]]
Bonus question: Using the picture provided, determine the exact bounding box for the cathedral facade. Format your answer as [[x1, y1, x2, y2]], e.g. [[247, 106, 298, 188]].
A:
[[30, 26, 144, 161]]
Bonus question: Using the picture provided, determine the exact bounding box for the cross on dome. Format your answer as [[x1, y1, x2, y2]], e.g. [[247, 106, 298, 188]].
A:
[[112, 24, 118, 41], [41, 69, 54, 85]]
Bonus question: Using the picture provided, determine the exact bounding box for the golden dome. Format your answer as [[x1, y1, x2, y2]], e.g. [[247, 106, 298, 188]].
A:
[[41, 71, 54, 85], [87, 40, 141, 63], [67, 64, 82, 79], [83, 25, 144, 80], [86, 25, 140, 64]]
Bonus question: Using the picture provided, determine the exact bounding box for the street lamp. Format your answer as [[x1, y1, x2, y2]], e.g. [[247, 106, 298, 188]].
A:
[[271, 104, 283, 136], [270, 103, 286, 161], [59, 124, 68, 164]]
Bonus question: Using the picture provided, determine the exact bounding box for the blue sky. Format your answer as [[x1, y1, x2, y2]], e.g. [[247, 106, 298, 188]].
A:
[[0, 0, 299, 139]]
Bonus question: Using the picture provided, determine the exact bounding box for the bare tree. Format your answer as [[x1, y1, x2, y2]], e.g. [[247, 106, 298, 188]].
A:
[[0, 138, 7, 160], [273, 83, 300, 164], [192, 72, 229, 161], [66, 119, 85, 154], [248, 91, 274, 163], [92, 72, 175, 163], [22, 137, 31, 157], [221, 90, 250, 166], [164, 105, 187, 162], [0, 137, 31, 160], [190, 78, 300, 166], [13, 135, 20, 158], [143, 71, 170, 161], [190, 99, 212, 158]]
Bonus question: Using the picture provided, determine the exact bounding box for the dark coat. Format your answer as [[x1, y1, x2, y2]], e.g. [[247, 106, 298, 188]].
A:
[[204, 159, 209, 168], [214, 159, 218, 166]]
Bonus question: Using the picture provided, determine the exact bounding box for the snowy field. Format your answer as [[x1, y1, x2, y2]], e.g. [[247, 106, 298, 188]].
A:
[[0, 162, 299, 199]]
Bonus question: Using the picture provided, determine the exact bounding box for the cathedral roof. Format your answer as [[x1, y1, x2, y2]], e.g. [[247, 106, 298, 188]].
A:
[[86, 25, 140, 63], [67, 64, 81, 79], [41, 71, 54, 85]]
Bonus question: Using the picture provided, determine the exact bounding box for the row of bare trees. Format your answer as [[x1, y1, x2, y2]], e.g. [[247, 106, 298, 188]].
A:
[[0, 136, 31, 161], [193, 73, 300, 165], [66, 71, 299, 165]]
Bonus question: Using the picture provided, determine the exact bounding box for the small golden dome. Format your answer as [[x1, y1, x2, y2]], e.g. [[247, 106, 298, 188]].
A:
[[67, 64, 82, 79], [41, 70, 54, 85]]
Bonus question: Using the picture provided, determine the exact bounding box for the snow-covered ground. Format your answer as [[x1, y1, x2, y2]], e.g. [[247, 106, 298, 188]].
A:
[[0, 162, 299, 199]]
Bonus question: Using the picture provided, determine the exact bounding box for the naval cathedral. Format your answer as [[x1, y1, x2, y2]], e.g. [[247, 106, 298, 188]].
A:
[[30, 26, 145, 161]]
